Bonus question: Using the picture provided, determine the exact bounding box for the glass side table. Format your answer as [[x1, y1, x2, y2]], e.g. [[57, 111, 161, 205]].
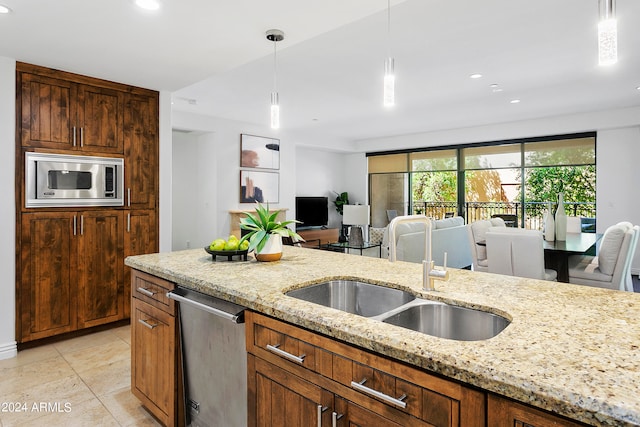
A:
[[324, 241, 382, 258]]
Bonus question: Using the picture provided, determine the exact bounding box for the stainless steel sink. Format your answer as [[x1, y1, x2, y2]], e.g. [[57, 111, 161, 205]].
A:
[[381, 302, 510, 341], [286, 280, 415, 317]]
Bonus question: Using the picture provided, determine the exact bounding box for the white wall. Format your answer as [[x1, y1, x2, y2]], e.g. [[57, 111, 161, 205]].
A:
[[171, 131, 201, 250], [172, 111, 297, 240], [0, 56, 16, 360]]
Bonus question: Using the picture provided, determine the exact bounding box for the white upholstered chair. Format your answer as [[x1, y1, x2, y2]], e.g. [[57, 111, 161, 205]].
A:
[[568, 222, 639, 291], [466, 218, 506, 272], [486, 229, 557, 281]]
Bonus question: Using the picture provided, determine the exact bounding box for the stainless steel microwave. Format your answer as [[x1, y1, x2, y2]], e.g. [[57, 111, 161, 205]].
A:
[[25, 152, 124, 208]]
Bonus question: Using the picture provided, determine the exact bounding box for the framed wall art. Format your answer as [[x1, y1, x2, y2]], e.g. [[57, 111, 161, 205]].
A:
[[240, 134, 280, 170], [240, 170, 279, 204]]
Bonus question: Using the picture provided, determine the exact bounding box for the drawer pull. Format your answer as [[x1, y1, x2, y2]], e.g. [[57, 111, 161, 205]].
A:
[[350, 378, 407, 409], [137, 287, 157, 297], [317, 405, 328, 427], [332, 412, 344, 427], [266, 344, 305, 364], [138, 318, 158, 329]]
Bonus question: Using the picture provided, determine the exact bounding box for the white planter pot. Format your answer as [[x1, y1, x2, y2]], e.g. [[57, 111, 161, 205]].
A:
[[255, 234, 283, 262]]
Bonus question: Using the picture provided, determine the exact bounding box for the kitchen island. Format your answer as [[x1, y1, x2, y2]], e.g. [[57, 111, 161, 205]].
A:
[[126, 246, 640, 426]]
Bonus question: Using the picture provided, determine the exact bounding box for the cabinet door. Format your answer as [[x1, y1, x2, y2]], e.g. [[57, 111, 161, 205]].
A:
[[131, 298, 176, 426], [124, 93, 159, 209], [249, 355, 333, 427], [19, 212, 77, 342], [77, 210, 124, 328], [488, 394, 586, 427], [76, 84, 124, 153], [124, 210, 158, 318], [20, 72, 77, 149], [334, 397, 405, 427]]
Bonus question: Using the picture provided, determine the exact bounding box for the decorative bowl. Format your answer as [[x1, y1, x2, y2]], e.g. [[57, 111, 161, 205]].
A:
[[204, 246, 249, 262]]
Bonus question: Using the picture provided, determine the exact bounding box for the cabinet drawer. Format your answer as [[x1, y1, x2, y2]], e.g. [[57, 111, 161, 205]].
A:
[[251, 321, 334, 378], [131, 270, 175, 315], [246, 311, 486, 427]]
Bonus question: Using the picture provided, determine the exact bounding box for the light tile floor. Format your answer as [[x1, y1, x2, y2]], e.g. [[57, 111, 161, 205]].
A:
[[0, 325, 160, 427]]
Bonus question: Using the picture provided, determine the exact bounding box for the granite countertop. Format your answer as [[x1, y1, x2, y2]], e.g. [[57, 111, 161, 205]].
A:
[[126, 246, 640, 426]]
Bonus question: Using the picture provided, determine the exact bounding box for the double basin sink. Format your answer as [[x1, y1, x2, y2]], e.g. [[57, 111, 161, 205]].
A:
[[286, 280, 510, 341]]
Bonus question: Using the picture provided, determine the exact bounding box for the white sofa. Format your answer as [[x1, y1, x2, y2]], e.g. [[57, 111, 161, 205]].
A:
[[377, 216, 473, 268]]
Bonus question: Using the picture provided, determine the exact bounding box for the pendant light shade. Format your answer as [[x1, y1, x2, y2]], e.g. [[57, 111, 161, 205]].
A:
[[384, 57, 395, 107], [598, 0, 617, 66], [266, 29, 284, 129], [383, 0, 395, 107]]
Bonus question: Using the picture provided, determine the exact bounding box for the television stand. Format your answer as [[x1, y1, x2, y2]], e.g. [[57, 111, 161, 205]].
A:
[[297, 228, 339, 246]]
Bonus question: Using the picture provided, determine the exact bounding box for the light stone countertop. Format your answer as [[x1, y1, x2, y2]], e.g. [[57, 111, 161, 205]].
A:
[[126, 246, 640, 426]]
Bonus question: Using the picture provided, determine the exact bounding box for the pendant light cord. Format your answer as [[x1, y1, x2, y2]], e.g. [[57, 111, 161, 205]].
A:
[[387, 0, 391, 58], [273, 40, 278, 92]]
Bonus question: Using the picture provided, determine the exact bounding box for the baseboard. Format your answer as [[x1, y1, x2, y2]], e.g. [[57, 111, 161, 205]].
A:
[[0, 340, 17, 360]]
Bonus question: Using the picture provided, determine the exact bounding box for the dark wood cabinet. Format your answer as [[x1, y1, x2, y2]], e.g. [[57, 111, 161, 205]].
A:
[[76, 210, 125, 329], [131, 269, 182, 427], [15, 62, 159, 343], [19, 212, 78, 341], [124, 93, 158, 210], [19, 64, 124, 154], [19, 210, 125, 341], [246, 311, 482, 427], [487, 394, 588, 427]]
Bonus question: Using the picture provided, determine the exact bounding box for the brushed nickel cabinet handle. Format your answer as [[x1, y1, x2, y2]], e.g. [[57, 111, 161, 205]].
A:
[[127, 213, 131, 232], [80, 215, 84, 235], [138, 318, 158, 329], [72, 126, 77, 147], [137, 287, 156, 297], [80, 127, 84, 147], [317, 405, 328, 427], [350, 378, 407, 408], [266, 344, 305, 364], [73, 215, 77, 236], [331, 412, 343, 427], [127, 188, 131, 207]]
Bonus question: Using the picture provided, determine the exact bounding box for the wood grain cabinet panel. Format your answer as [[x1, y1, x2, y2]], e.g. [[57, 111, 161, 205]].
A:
[[19, 212, 78, 341], [124, 93, 159, 210], [16, 63, 159, 343], [130, 269, 182, 427], [19, 66, 124, 154], [76, 210, 125, 328], [246, 311, 482, 427], [487, 394, 588, 427]]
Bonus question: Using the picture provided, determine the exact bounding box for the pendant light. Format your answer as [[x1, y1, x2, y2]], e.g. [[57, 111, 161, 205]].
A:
[[266, 29, 284, 129], [598, 0, 617, 66], [383, 0, 395, 107]]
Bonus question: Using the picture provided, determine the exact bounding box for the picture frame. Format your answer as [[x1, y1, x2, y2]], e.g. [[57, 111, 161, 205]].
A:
[[240, 134, 280, 170], [240, 170, 279, 204]]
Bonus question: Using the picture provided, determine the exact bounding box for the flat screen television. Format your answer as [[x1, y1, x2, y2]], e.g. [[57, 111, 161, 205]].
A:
[[295, 196, 329, 228]]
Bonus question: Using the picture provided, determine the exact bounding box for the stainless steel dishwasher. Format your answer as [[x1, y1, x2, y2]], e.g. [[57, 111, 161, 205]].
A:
[[167, 287, 247, 427]]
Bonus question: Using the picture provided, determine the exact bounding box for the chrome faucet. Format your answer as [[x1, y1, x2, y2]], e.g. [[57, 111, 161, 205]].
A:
[[388, 215, 449, 291]]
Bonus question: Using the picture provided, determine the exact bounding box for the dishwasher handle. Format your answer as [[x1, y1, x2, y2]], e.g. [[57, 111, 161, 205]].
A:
[[167, 291, 244, 323]]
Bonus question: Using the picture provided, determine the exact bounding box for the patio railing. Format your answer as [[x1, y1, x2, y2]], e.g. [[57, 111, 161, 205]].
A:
[[409, 201, 596, 230]]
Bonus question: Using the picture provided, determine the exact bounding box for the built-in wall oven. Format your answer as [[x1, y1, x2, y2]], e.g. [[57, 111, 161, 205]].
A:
[[25, 152, 124, 208]]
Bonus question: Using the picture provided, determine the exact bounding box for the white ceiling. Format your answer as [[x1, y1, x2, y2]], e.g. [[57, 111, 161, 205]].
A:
[[1, 0, 639, 145]]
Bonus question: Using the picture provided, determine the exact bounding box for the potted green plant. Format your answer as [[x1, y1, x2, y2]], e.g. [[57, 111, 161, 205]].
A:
[[239, 203, 303, 262], [333, 191, 349, 242]]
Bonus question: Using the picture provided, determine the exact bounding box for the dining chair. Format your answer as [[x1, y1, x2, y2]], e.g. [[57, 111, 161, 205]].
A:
[[491, 213, 517, 227], [566, 216, 582, 233], [466, 218, 506, 272], [486, 229, 557, 281], [568, 222, 639, 291]]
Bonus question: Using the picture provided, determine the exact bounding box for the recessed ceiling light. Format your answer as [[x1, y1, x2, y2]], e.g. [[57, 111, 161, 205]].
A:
[[135, 0, 160, 11], [490, 83, 503, 93], [0, 4, 12, 14], [470, 73, 483, 79], [510, 99, 521, 104], [636, 86, 640, 91]]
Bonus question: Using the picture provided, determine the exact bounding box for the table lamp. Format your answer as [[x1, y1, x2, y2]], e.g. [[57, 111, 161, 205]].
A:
[[343, 205, 370, 246]]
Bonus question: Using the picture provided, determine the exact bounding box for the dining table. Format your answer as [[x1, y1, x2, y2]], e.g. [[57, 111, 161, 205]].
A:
[[543, 232, 603, 282]]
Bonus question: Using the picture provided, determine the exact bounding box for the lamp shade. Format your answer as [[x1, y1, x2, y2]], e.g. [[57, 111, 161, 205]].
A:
[[343, 205, 370, 226]]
